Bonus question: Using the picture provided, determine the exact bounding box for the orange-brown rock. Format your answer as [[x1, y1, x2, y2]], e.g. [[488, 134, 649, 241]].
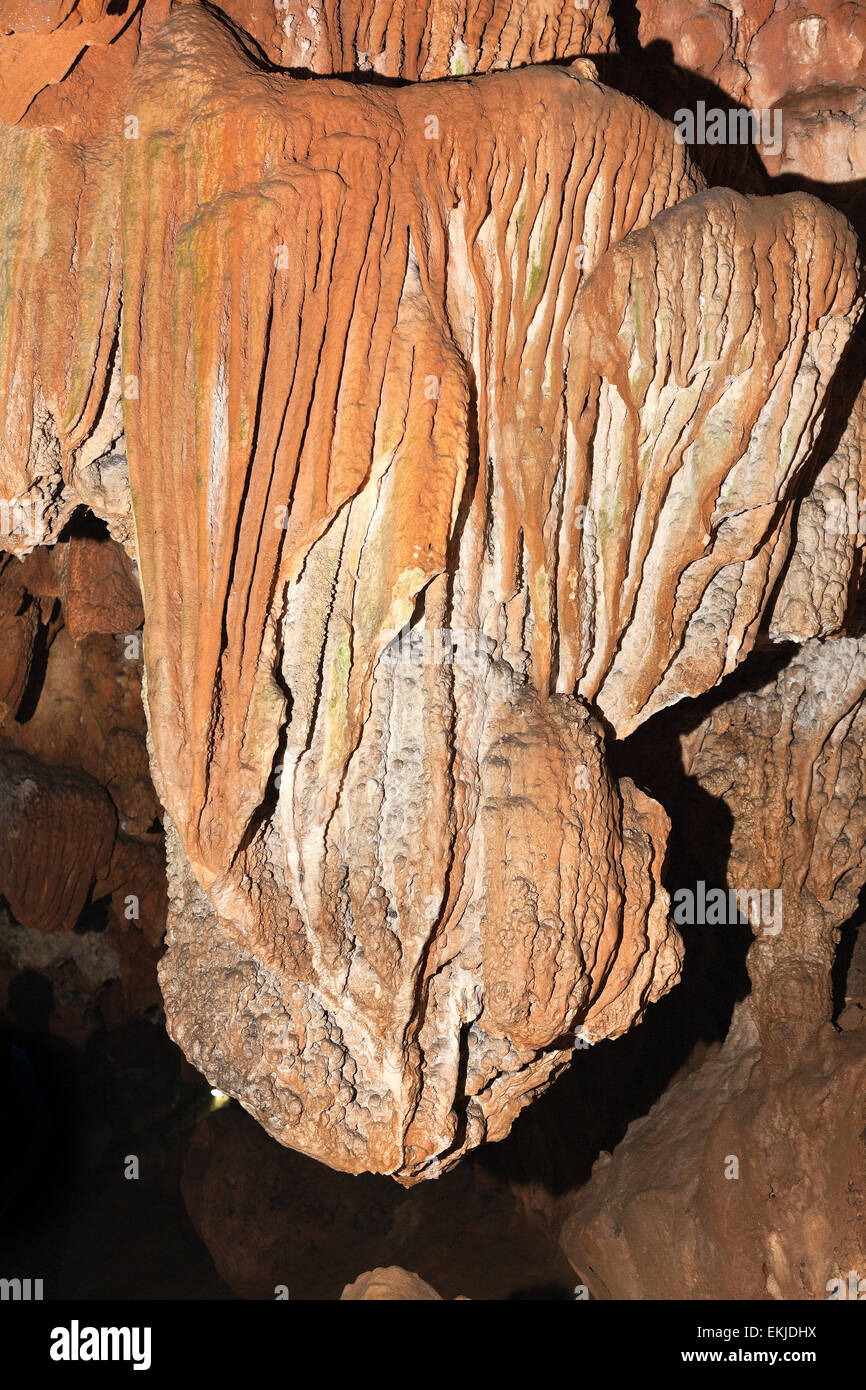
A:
[[0, 749, 117, 932], [637, 0, 866, 112], [636, 0, 866, 206], [0, 0, 141, 124], [565, 628, 866, 1297], [340, 1267, 444, 1300], [112, 5, 861, 1182], [0, 534, 155, 839], [564, 1000, 866, 1299], [0, 624, 157, 832], [0, 525, 163, 1024], [0, 743, 164, 931], [123, 5, 702, 1181], [3, 0, 865, 1194], [0, 551, 60, 720], [208, 0, 615, 77], [0, 1, 173, 555], [53, 534, 144, 641], [0, 0, 612, 547]]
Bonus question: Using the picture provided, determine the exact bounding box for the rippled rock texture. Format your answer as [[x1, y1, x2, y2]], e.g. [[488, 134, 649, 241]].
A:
[[2, 0, 865, 1189]]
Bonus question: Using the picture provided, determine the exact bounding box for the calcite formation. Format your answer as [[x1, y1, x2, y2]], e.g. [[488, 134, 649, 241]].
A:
[[636, 0, 866, 217], [2, 0, 865, 1189], [637, 0, 866, 113], [212, 0, 617, 75], [564, 998, 866, 1300], [340, 1267, 445, 1300], [680, 635, 866, 1050], [0, 519, 164, 1034], [564, 633, 866, 1299]]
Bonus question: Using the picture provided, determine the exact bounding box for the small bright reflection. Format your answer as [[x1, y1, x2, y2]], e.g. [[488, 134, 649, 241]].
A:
[[210, 1088, 230, 1107]]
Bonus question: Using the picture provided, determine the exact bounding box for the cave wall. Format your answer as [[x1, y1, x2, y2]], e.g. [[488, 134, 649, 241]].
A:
[[2, 0, 866, 1298]]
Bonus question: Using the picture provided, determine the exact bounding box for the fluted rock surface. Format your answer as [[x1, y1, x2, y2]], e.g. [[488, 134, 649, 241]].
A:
[[0, 750, 117, 933], [211, 0, 616, 77], [117, 7, 861, 1179], [568, 189, 860, 730], [2, 0, 864, 1184], [0, 1, 170, 553]]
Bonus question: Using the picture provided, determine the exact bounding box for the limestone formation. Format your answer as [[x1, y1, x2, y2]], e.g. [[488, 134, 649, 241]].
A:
[[637, 0, 866, 114], [340, 1267, 444, 1300], [681, 635, 866, 1058], [0, 750, 117, 934], [636, 0, 866, 218], [212, 0, 616, 76], [2, 0, 866, 1207], [130, 7, 862, 1181], [564, 627, 866, 1297], [564, 999, 866, 1300], [0, 521, 163, 1036]]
